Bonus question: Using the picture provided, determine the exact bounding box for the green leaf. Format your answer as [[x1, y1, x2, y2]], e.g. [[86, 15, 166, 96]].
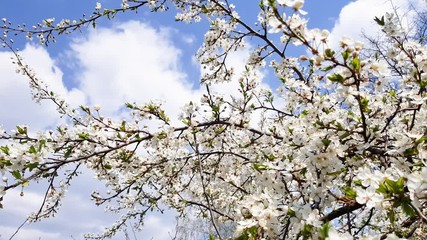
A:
[[415, 136, 427, 145], [324, 48, 335, 58], [57, 126, 65, 135], [253, 163, 269, 173], [64, 148, 73, 158], [418, 81, 427, 89], [315, 120, 324, 127], [374, 16, 385, 26], [321, 65, 334, 72], [351, 56, 361, 73], [157, 131, 167, 140], [209, 234, 215, 240], [372, 125, 380, 132], [302, 224, 313, 240], [79, 105, 90, 113], [263, 153, 275, 161], [28, 145, 37, 154], [345, 187, 357, 199], [301, 110, 309, 116], [266, 0, 276, 7], [0, 146, 9, 155], [235, 233, 248, 240], [319, 222, 331, 239], [11, 170, 22, 180], [385, 178, 399, 193], [327, 73, 345, 83], [360, 97, 370, 113], [17, 126, 27, 135], [335, 122, 345, 131], [38, 140, 46, 152], [104, 164, 112, 170], [212, 105, 220, 113], [158, 109, 170, 123], [235, 226, 258, 240], [26, 162, 39, 172], [339, 132, 351, 140], [287, 208, 296, 217], [395, 177, 406, 194], [181, 119, 190, 126], [326, 168, 346, 176], [247, 226, 258, 237], [201, 5, 209, 14], [401, 201, 416, 217], [341, 51, 350, 61], [78, 133, 90, 140], [354, 179, 363, 187], [214, 127, 225, 135], [376, 181, 389, 195], [125, 102, 134, 109], [120, 120, 126, 131], [378, 178, 406, 197], [321, 138, 331, 148], [0, 159, 12, 167], [403, 147, 418, 157], [388, 209, 396, 225]]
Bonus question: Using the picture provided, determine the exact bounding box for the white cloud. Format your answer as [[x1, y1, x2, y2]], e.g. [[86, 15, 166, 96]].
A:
[[0, 169, 177, 240], [0, 46, 84, 131], [329, 0, 425, 48], [0, 43, 90, 171], [69, 21, 202, 120], [140, 214, 177, 239], [0, 226, 62, 240], [180, 33, 196, 45], [2, 189, 46, 217]]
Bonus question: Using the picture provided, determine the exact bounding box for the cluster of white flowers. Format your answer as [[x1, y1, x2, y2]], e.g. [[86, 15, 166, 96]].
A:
[[1, 0, 427, 239]]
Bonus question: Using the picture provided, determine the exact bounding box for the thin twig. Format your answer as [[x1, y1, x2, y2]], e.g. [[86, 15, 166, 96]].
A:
[[8, 217, 28, 240]]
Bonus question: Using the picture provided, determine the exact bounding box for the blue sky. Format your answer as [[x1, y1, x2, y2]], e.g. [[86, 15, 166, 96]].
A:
[[0, 0, 424, 239]]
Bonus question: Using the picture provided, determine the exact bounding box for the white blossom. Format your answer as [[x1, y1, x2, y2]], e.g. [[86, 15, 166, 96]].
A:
[[95, 2, 102, 11], [356, 187, 384, 209]]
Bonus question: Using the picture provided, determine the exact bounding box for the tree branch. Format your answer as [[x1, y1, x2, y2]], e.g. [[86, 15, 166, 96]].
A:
[[321, 202, 364, 222]]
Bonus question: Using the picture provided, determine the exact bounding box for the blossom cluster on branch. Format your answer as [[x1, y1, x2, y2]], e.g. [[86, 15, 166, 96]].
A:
[[1, 0, 427, 239]]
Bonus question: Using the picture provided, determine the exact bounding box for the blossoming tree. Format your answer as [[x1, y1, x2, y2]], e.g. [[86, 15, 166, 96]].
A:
[[1, 0, 427, 239]]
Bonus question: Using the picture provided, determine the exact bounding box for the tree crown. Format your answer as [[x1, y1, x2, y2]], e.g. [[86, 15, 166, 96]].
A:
[[1, 0, 427, 239]]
